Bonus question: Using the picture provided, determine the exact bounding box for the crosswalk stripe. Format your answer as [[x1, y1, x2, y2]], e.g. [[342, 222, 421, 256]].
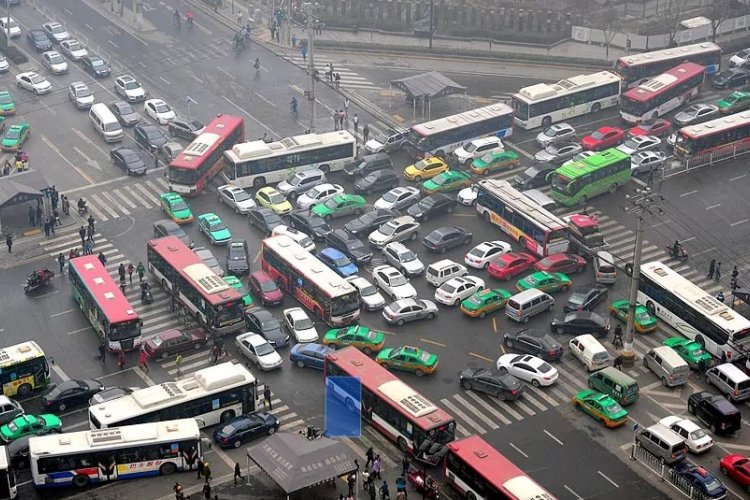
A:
[[498, 400, 524, 421], [462, 390, 511, 425], [86, 198, 109, 222], [440, 398, 486, 434], [103, 191, 129, 216], [520, 390, 547, 412], [145, 179, 164, 197], [126, 186, 151, 208], [113, 188, 138, 210], [91, 193, 119, 219], [46, 238, 108, 255], [642, 249, 668, 261], [133, 183, 159, 206], [283, 418, 306, 429], [526, 384, 559, 407], [155, 177, 170, 190], [550, 386, 570, 401], [266, 403, 288, 414], [452, 393, 498, 430]]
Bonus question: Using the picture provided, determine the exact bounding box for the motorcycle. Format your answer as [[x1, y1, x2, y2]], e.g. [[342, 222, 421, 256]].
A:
[[24, 268, 54, 294], [140, 283, 153, 304], [406, 469, 440, 499], [666, 245, 689, 261], [77, 204, 88, 216]]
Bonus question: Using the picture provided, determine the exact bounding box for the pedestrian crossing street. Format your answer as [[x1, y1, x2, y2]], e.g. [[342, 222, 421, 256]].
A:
[[74, 175, 171, 223], [286, 53, 382, 91]]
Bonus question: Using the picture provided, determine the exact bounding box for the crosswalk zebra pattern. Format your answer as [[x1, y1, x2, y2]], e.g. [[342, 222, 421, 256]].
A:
[[286, 53, 381, 91], [78, 176, 170, 223]]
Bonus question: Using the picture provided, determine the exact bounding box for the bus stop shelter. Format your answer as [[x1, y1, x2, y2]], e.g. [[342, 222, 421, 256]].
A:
[[390, 71, 466, 119], [0, 173, 45, 233]]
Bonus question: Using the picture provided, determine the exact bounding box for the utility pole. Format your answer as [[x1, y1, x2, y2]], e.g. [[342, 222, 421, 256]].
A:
[[428, 0, 434, 49], [621, 187, 664, 367], [305, 2, 317, 133]]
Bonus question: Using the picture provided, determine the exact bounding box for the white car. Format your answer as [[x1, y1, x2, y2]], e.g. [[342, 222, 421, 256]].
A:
[[562, 150, 596, 167], [464, 240, 512, 269], [144, 98, 176, 124], [536, 122, 576, 147], [42, 22, 70, 43], [368, 215, 420, 249], [68, 81, 94, 110], [59, 38, 88, 61], [296, 183, 344, 210], [16, 72, 51, 94], [41, 51, 68, 74], [346, 276, 386, 311], [631, 151, 667, 175], [271, 225, 315, 252], [496, 354, 559, 387], [658, 416, 713, 454], [372, 265, 417, 300], [217, 184, 256, 214], [457, 184, 478, 206], [666, 131, 678, 147], [616, 135, 661, 155], [114, 75, 146, 102], [0, 56, 9, 73], [434, 276, 485, 306], [235, 332, 283, 371], [730, 48, 750, 68], [383, 241, 425, 277], [0, 18, 21, 38], [282, 307, 319, 343], [374, 186, 420, 211]]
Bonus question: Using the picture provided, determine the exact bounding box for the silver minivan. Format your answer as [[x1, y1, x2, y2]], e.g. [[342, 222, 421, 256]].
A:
[[636, 423, 688, 465], [505, 289, 554, 323], [594, 251, 617, 285], [643, 346, 689, 387], [706, 363, 750, 402]]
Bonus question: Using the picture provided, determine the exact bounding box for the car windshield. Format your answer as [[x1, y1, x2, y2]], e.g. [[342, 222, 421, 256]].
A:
[[333, 256, 351, 267], [0, 94, 11, 105], [150, 336, 164, 347], [76, 87, 92, 97], [543, 127, 559, 137], [5, 129, 19, 139], [268, 193, 286, 205], [703, 478, 722, 490], [432, 176, 447, 186], [464, 143, 478, 153], [590, 130, 606, 140], [400, 250, 417, 262], [568, 292, 586, 305], [389, 274, 407, 286], [229, 246, 245, 259], [154, 103, 170, 113], [359, 284, 377, 296], [233, 191, 251, 202], [382, 191, 399, 202], [123, 152, 139, 163], [50, 25, 65, 34], [604, 402, 623, 414], [419, 197, 435, 208], [689, 429, 707, 440], [442, 283, 458, 293], [124, 81, 140, 90], [260, 319, 280, 330], [295, 317, 314, 330], [146, 128, 163, 139], [117, 103, 134, 114], [67, 41, 82, 50], [537, 362, 553, 373], [414, 160, 432, 170], [621, 139, 638, 149], [260, 281, 277, 292], [91, 59, 105, 67], [374, 133, 389, 143], [299, 237, 313, 248], [48, 54, 64, 64], [256, 342, 275, 356], [32, 32, 46, 41], [209, 221, 226, 231], [30, 75, 45, 84], [378, 224, 397, 236], [479, 152, 495, 162], [323, 198, 340, 208], [171, 201, 188, 211]]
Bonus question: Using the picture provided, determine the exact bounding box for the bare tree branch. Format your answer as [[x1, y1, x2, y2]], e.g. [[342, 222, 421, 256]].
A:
[[708, 0, 733, 42]]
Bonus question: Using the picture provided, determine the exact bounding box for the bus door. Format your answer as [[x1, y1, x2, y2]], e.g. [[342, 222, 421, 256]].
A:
[[97, 453, 117, 482]]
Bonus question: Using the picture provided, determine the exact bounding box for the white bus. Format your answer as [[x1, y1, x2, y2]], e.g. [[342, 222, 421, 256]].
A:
[[512, 71, 621, 130], [615, 42, 722, 88], [0, 447, 16, 499], [89, 363, 257, 430], [222, 130, 357, 188], [639, 261, 750, 361], [30, 419, 201, 489], [404, 103, 514, 159]]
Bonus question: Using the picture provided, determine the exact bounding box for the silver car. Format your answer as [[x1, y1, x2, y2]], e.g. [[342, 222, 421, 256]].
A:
[[631, 151, 666, 175], [368, 215, 420, 249], [383, 241, 425, 277], [68, 81, 94, 110], [616, 135, 661, 155], [534, 142, 583, 164], [382, 298, 439, 326], [374, 186, 420, 211], [346, 276, 386, 311], [536, 122, 576, 147], [193, 246, 223, 277], [672, 103, 719, 127], [217, 184, 256, 214]]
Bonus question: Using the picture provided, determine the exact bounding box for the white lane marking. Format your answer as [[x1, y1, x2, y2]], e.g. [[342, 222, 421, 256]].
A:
[[440, 398, 486, 434], [159, 76, 171, 85], [51, 363, 70, 381], [190, 74, 204, 84], [679, 189, 698, 197], [544, 429, 564, 446], [103, 191, 129, 215], [85, 24, 94, 30], [108, 40, 119, 48], [50, 309, 76, 318], [222, 96, 280, 138], [730, 174, 747, 181], [706, 203, 721, 210], [453, 393, 499, 430], [112, 189, 138, 209], [91, 194, 119, 219], [254, 91, 277, 108], [463, 390, 511, 425], [218, 67, 233, 78], [508, 442, 528, 458], [731, 219, 748, 227], [66, 326, 92, 336], [597, 470, 620, 488], [564, 485, 584, 500], [133, 183, 159, 205]]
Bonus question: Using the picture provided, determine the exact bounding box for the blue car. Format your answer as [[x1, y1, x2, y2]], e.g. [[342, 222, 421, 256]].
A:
[[673, 463, 727, 500], [212, 412, 279, 448], [318, 247, 358, 277], [290, 343, 333, 370]]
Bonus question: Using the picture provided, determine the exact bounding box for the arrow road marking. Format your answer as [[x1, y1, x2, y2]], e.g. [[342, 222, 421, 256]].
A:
[[42, 135, 95, 185], [73, 146, 103, 171]]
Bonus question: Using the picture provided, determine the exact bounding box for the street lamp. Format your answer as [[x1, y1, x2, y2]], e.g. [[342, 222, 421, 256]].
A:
[[185, 96, 197, 121], [429, 0, 434, 49]]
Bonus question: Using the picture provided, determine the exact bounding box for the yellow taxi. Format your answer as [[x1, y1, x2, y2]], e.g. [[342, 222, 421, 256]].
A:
[[403, 157, 449, 182]]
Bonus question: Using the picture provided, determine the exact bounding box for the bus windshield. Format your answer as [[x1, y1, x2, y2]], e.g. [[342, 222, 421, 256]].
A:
[[109, 319, 141, 341], [169, 167, 195, 184]]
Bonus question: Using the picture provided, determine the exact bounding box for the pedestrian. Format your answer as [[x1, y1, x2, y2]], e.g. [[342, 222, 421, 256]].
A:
[[85, 239, 94, 256], [43, 219, 50, 237], [301, 45, 307, 62], [368, 480, 376, 500], [732, 265, 739, 282], [234, 462, 242, 485], [291, 33, 297, 47], [210, 345, 219, 365], [348, 472, 356, 496], [335, 72, 341, 88], [708, 258, 716, 279], [363, 124, 370, 144], [57, 253, 65, 273], [175, 353, 183, 379], [371, 455, 381, 480], [48, 216, 55, 235], [614, 354, 623, 371], [87, 214, 95, 234], [196, 456, 204, 479], [5, 233, 11, 253], [613, 325, 623, 349], [173, 481, 181, 495], [379, 480, 389, 500], [127, 263, 134, 284], [236, 10, 243, 26], [62, 195, 70, 216], [53, 207, 61, 226], [327, 62, 334, 81], [202, 482, 211, 500], [98, 252, 107, 266], [365, 446, 374, 469], [203, 461, 212, 483], [79, 226, 86, 246], [99, 342, 106, 364], [86, 225, 94, 243], [139, 349, 150, 373], [333, 111, 339, 131], [117, 350, 126, 370], [69, 248, 77, 261], [715, 262, 722, 281], [137, 262, 145, 282], [118, 263, 126, 283], [401, 454, 409, 477], [28, 205, 35, 226], [717, 291, 725, 303], [170, 291, 178, 312], [264, 384, 272, 410], [35, 205, 42, 225], [14, 158, 23, 173], [120, 276, 127, 294], [353, 113, 359, 132]]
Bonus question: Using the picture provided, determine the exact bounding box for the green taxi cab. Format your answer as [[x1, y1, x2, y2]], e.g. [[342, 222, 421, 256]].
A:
[[718, 91, 750, 114], [516, 271, 571, 293], [375, 345, 438, 376], [223, 276, 254, 308], [159, 192, 194, 224], [573, 389, 628, 428], [403, 157, 449, 181], [663, 337, 713, 370], [0, 91, 16, 116], [0, 414, 62, 443], [608, 300, 657, 333], [197, 213, 232, 245], [421, 171, 472, 195], [470, 150, 519, 176], [460, 288, 512, 318], [311, 194, 367, 220], [1, 122, 29, 152], [323, 325, 385, 354]]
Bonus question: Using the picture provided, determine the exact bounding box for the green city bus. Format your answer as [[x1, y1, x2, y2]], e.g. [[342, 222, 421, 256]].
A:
[[550, 148, 631, 206]]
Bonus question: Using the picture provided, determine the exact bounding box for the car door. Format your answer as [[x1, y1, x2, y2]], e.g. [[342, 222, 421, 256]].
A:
[[510, 362, 532, 382], [242, 340, 257, 363]]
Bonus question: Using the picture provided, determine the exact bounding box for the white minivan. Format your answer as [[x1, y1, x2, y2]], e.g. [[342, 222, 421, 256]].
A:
[[452, 136, 504, 166], [89, 103, 123, 142], [569, 334, 610, 372]]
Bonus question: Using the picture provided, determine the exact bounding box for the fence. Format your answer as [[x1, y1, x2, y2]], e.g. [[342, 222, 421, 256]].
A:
[[662, 140, 750, 178], [629, 443, 715, 500]]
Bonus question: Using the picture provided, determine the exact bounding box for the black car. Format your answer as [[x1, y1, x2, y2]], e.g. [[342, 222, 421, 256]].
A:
[[688, 391, 741, 435], [458, 368, 524, 400], [226, 239, 250, 275], [245, 309, 290, 348], [353, 169, 400, 195], [213, 412, 279, 448], [563, 285, 608, 313], [513, 164, 555, 190], [343, 153, 393, 177], [712, 68, 750, 90], [288, 210, 332, 240], [248, 207, 283, 235], [110, 147, 146, 176], [503, 330, 564, 362], [42, 379, 104, 412], [422, 226, 473, 253], [407, 193, 457, 221], [81, 55, 111, 78], [168, 118, 205, 140], [550, 311, 609, 337], [8, 435, 30, 469], [108, 101, 140, 127], [89, 386, 136, 406], [153, 219, 193, 248], [344, 208, 399, 237], [26, 29, 52, 52], [324, 229, 372, 264], [134, 123, 168, 152]]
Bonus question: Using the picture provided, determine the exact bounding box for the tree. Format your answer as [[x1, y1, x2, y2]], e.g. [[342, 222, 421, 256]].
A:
[[708, 0, 732, 42], [601, 8, 619, 60], [658, 1, 688, 48]]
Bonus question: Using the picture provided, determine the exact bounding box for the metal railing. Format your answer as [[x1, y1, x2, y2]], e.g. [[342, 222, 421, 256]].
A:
[[629, 443, 714, 500], [663, 141, 750, 179]]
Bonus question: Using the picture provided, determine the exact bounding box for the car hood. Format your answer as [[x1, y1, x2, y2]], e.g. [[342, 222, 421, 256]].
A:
[[534, 150, 556, 162], [401, 259, 425, 273], [392, 283, 417, 299], [258, 349, 283, 366], [294, 327, 319, 342]]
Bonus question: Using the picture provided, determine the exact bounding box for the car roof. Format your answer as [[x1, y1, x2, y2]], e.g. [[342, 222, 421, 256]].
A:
[[285, 307, 308, 319], [239, 332, 267, 346], [392, 298, 417, 309], [250, 270, 272, 281], [249, 308, 273, 320], [156, 329, 183, 341], [321, 247, 345, 258]]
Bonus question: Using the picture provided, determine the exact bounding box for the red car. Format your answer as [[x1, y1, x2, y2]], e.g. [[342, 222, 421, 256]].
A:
[[581, 126, 624, 151], [720, 454, 750, 490], [534, 253, 587, 274], [248, 271, 284, 306], [143, 328, 207, 359], [487, 252, 536, 280], [628, 118, 672, 138]]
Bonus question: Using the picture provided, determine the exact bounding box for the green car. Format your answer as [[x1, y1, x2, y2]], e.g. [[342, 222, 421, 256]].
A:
[[323, 325, 386, 354], [663, 337, 713, 370], [311, 194, 366, 220], [0, 414, 62, 442], [1, 122, 29, 152], [516, 271, 571, 293], [421, 171, 472, 195], [0, 91, 16, 116], [607, 300, 657, 333], [718, 91, 750, 114], [223, 276, 253, 308], [160, 192, 194, 224], [573, 389, 628, 428], [460, 288, 512, 318], [197, 213, 232, 245], [470, 150, 519, 175], [376, 345, 438, 376]]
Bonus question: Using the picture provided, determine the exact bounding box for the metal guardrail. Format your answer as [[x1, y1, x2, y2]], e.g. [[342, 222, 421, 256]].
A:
[[629, 443, 714, 500], [662, 141, 750, 179]]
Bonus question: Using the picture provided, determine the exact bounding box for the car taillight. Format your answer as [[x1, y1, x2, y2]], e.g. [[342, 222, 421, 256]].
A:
[[510, 389, 518, 394], [548, 350, 557, 356]]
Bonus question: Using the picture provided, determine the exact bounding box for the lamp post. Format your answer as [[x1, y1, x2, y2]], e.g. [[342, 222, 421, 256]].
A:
[[429, 0, 434, 49], [305, 2, 318, 133], [185, 96, 196, 121]]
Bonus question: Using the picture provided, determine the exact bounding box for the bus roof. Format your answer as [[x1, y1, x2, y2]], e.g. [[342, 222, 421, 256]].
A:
[[477, 179, 567, 231], [514, 71, 620, 103], [680, 110, 750, 138], [554, 148, 630, 180], [617, 42, 720, 67], [622, 62, 705, 102], [68, 256, 139, 324], [147, 236, 243, 306], [0, 341, 45, 368], [326, 347, 454, 431], [262, 235, 356, 298], [411, 103, 512, 137], [170, 114, 244, 170], [29, 419, 200, 457], [225, 130, 355, 163]]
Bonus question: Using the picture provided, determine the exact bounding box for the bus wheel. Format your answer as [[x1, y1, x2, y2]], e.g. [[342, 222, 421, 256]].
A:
[[483, 211, 490, 223], [253, 177, 266, 188], [320, 165, 330, 173], [397, 437, 408, 452], [645, 301, 655, 316], [542, 117, 552, 128], [16, 384, 31, 398], [73, 475, 90, 488], [592, 103, 601, 114], [220, 410, 236, 423], [609, 183, 618, 194], [159, 462, 178, 476]]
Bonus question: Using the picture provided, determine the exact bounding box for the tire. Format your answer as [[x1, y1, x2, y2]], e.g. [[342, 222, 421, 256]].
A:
[[461, 380, 472, 390], [721, 466, 729, 476], [483, 211, 491, 223], [497, 367, 508, 374], [320, 165, 330, 174], [415, 369, 425, 377], [496, 391, 506, 400], [453, 298, 460, 306], [410, 231, 417, 240], [608, 183, 618, 194], [522, 315, 530, 324], [160, 462, 178, 475], [268, 427, 275, 435], [577, 266, 585, 274], [414, 175, 422, 182], [578, 195, 588, 207], [532, 378, 541, 387], [542, 116, 552, 128], [464, 237, 471, 245], [711, 423, 718, 434], [396, 319, 405, 327], [380, 363, 390, 370], [73, 474, 90, 488], [253, 177, 266, 188], [646, 301, 656, 316], [16, 383, 32, 398], [220, 410, 236, 423], [556, 326, 564, 335], [296, 360, 305, 368], [363, 347, 373, 355], [587, 379, 595, 389], [661, 376, 668, 386], [591, 103, 601, 114], [440, 246, 447, 254], [58, 403, 67, 412], [397, 437, 408, 452], [325, 214, 333, 222], [505, 339, 514, 348], [354, 208, 363, 216], [233, 439, 242, 449], [479, 311, 486, 319], [561, 285, 569, 292], [446, 205, 454, 214], [426, 312, 435, 320]]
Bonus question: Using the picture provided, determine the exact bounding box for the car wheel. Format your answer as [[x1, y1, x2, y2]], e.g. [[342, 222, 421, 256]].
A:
[[73, 474, 90, 488], [58, 403, 67, 412], [440, 246, 447, 254], [354, 208, 363, 216], [711, 423, 718, 434], [380, 363, 390, 370], [556, 326, 564, 335], [496, 391, 506, 400], [325, 214, 332, 222], [396, 319, 405, 327], [453, 298, 460, 306], [268, 427, 275, 435], [587, 379, 594, 389], [661, 376, 668, 386], [560, 285, 569, 292], [296, 360, 305, 368], [410, 231, 417, 240], [414, 175, 422, 182], [497, 366, 508, 374], [233, 439, 242, 449], [464, 237, 471, 245], [505, 339, 514, 348], [687, 403, 694, 415], [479, 311, 486, 319], [531, 379, 541, 387], [577, 266, 585, 273], [522, 316, 530, 324], [362, 347, 373, 355], [426, 312, 435, 320], [460, 380, 472, 390], [720, 466, 729, 476], [415, 369, 425, 377]]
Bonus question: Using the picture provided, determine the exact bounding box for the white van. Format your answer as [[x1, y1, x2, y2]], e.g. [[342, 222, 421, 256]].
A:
[[505, 289, 554, 323], [594, 251, 617, 284], [706, 363, 750, 401], [89, 103, 123, 142], [643, 346, 689, 387], [425, 259, 468, 287], [452, 136, 504, 166], [569, 334, 610, 372]]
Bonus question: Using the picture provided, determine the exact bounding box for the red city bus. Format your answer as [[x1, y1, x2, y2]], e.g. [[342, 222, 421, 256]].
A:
[[325, 347, 456, 465], [445, 435, 557, 500], [168, 114, 245, 196], [147, 236, 245, 335], [68, 256, 143, 352], [615, 42, 721, 88], [674, 110, 750, 159]]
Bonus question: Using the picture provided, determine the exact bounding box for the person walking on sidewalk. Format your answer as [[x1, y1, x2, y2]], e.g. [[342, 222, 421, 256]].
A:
[[715, 262, 722, 281], [202, 482, 211, 500], [98, 342, 106, 364], [401, 454, 409, 477], [127, 263, 135, 284], [335, 72, 341, 88], [62, 195, 70, 216], [139, 349, 150, 373], [353, 113, 359, 133], [5, 233, 11, 253], [43, 219, 50, 237], [264, 385, 272, 410], [614, 354, 623, 371], [365, 446, 374, 469], [137, 262, 146, 282], [196, 456, 204, 479], [363, 124, 370, 144], [368, 481, 377, 500], [117, 350, 126, 370], [203, 461, 212, 484], [58, 253, 65, 273], [347, 472, 356, 497], [708, 258, 716, 279], [234, 462, 242, 484], [371, 455, 381, 480], [86, 225, 94, 243]]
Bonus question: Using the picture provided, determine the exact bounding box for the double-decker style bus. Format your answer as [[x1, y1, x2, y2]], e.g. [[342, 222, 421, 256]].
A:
[[619, 62, 705, 123], [639, 261, 750, 360], [0, 447, 16, 499], [222, 130, 357, 188], [475, 179, 569, 257], [512, 71, 621, 130], [0, 342, 50, 398], [550, 148, 631, 207], [674, 110, 750, 158], [168, 114, 244, 196], [445, 435, 557, 500], [615, 42, 721, 88], [262, 235, 360, 326], [30, 419, 201, 489], [68, 256, 142, 352], [147, 236, 245, 335], [325, 347, 456, 464], [404, 103, 514, 159], [89, 362, 256, 429]]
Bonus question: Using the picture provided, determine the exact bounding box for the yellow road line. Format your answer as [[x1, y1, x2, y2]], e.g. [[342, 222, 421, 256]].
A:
[[492, 317, 497, 333]]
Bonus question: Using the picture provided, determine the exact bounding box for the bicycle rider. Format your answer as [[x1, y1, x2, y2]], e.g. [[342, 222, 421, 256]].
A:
[[186, 9, 193, 26], [173, 8, 181, 26]]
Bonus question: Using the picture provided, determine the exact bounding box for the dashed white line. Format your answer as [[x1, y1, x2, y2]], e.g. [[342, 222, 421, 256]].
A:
[[218, 67, 233, 78], [543, 429, 564, 445], [508, 442, 528, 458], [730, 219, 749, 227], [51, 364, 70, 381], [706, 203, 721, 210], [254, 91, 277, 108], [563, 485, 584, 499], [190, 74, 204, 84], [64, 8, 73, 15], [158, 76, 171, 85], [730, 174, 747, 181], [85, 24, 94, 30], [108, 40, 119, 48], [597, 470, 620, 488], [222, 95, 280, 138], [679, 189, 698, 197]]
